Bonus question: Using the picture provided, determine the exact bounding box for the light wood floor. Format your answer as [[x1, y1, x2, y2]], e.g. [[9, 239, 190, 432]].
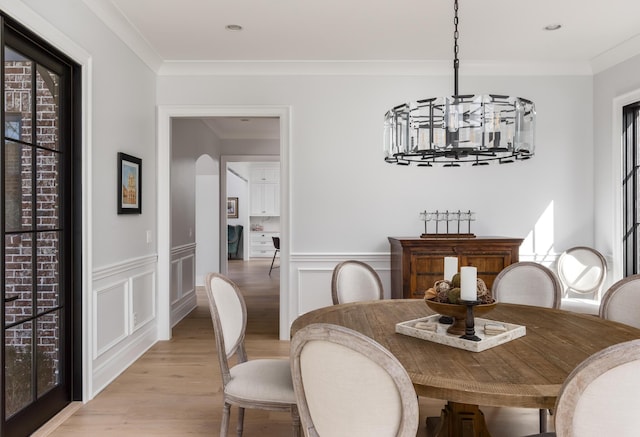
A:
[[42, 259, 545, 436]]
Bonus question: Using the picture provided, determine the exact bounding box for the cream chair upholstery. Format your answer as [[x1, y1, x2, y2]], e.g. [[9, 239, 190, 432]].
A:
[[204, 273, 300, 437], [290, 323, 419, 437], [493, 261, 562, 432], [527, 339, 640, 437], [331, 260, 384, 305], [558, 247, 607, 315], [493, 262, 562, 309], [599, 274, 640, 329]]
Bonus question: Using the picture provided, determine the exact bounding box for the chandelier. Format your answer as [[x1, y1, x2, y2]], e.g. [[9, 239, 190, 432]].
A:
[[383, 0, 536, 167]]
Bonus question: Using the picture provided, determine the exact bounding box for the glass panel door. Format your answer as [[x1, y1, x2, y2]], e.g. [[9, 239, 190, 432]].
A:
[[1, 16, 81, 437]]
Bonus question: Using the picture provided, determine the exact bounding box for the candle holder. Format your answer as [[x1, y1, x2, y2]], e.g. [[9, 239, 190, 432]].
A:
[[458, 299, 482, 342]]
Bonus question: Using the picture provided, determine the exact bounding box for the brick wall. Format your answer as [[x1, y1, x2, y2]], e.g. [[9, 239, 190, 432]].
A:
[[4, 60, 61, 408]]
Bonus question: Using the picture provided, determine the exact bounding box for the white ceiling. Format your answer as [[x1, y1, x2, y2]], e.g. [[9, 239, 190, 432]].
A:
[[87, 0, 640, 74], [83, 0, 640, 139], [200, 117, 280, 140]]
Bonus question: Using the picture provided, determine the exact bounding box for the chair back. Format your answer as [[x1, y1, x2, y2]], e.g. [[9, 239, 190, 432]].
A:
[[557, 247, 607, 297], [492, 262, 562, 308], [291, 323, 419, 437], [204, 272, 248, 385], [273, 236, 280, 250], [227, 225, 243, 257], [331, 260, 384, 305], [599, 274, 640, 328], [553, 339, 640, 436]]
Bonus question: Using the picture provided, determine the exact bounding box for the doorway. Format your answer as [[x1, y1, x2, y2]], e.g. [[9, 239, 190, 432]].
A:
[[1, 16, 81, 437], [158, 105, 291, 340]]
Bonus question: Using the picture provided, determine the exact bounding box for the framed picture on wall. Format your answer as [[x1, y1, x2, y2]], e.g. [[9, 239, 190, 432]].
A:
[[227, 197, 238, 218], [118, 152, 142, 214]]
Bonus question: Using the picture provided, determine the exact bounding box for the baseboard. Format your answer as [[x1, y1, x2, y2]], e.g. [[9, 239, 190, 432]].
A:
[[31, 401, 83, 436]]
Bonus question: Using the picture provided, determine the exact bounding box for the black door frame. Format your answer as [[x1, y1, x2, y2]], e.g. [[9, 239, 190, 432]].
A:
[[0, 14, 82, 437]]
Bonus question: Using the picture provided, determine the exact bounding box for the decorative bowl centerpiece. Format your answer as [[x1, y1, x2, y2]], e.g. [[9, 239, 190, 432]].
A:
[[424, 274, 496, 335], [425, 299, 496, 335]]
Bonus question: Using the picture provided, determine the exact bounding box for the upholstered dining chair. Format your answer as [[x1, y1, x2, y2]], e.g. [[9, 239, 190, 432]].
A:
[[557, 246, 607, 315], [331, 260, 384, 305], [492, 261, 562, 433], [493, 262, 562, 309], [526, 339, 640, 437], [290, 323, 419, 437], [204, 272, 300, 437], [599, 274, 640, 329]]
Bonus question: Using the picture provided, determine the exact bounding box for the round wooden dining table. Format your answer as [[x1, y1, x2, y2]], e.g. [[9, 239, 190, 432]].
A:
[[290, 300, 640, 437]]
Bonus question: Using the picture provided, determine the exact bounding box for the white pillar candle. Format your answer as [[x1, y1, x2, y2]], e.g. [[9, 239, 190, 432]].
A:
[[460, 266, 477, 301], [444, 257, 458, 281]]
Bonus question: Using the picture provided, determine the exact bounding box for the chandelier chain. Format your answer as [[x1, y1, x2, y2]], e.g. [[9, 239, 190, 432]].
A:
[[453, 0, 459, 95]]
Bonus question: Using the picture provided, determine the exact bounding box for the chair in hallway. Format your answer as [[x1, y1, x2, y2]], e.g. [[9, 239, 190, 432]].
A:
[[290, 323, 419, 437], [269, 236, 280, 276], [557, 246, 607, 315], [331, 260, 384, 304], [228, 225, 243, 259], [599, 274, 640, 328], [204, 272, 300, 437]]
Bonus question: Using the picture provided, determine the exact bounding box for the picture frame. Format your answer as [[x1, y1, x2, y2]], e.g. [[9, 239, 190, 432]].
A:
[[227, 197, 238, 219], [118, 152, 142, 214]]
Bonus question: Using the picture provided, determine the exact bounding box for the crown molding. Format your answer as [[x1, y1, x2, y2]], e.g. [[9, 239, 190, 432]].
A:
[[157, 59, 593, 77], [82, 0, 162, 72], [591, 33, 640, 74]]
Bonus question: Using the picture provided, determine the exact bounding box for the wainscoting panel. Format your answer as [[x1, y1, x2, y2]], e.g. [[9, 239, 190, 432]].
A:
[[170, 259, 180, 303], [170, 243, 198, 327], [91, 255, 158, 397], [94, 281, 128, 359], [288, 253, 391, 330], [131, 270, 156, 332]]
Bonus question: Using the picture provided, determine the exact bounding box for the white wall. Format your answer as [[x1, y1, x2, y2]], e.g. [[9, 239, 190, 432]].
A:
[[170, 119, 222, 321], [157, 73, 594, 327], [196, 156, 219, 286]]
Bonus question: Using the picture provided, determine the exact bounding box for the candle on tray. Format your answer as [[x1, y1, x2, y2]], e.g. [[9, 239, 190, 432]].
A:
[[444, 257, 458, 281], [460, 266, 477, 301]]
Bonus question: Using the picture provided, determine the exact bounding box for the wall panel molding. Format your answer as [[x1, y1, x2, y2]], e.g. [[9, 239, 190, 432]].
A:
[[91, 256, 158, 398], [93, 254, 157, 281]]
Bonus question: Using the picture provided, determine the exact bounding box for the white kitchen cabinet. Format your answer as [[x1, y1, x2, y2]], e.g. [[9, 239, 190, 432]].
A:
[[251, 166, 279, 184], [250, 165, 280, 216], [250, 231, 280, 258], [250, 183, 279, 216]]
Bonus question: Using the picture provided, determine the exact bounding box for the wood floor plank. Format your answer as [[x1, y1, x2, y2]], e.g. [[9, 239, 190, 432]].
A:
[[40, 260, 543, 436]]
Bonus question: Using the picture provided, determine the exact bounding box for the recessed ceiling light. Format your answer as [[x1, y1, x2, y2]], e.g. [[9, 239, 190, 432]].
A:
[[225, 24, 243, 31], [544, 24, 562, 31]]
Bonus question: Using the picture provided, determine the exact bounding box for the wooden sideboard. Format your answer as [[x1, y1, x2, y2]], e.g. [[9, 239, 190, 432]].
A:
[[388, 236, 523, 299]]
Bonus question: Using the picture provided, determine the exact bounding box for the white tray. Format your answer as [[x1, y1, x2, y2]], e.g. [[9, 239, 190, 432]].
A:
[[395, 314, 526, 352]]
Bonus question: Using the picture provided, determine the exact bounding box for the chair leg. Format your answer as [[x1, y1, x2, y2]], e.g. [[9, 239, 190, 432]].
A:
[[291, 404, 301, 437], [221, 402, 231, 437], [539, 408, 548, 433], [269, 250, 278, 275], [236, 407, 245, 437]]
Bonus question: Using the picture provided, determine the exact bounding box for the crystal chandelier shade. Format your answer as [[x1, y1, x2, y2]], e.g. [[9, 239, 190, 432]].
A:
[[383, 1, 536, 167]]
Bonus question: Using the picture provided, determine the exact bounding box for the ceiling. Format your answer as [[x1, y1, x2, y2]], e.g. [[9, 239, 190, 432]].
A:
[[200, 117, 279, 140], [88, 0, 640, 73], [84, 0, 640, 139]]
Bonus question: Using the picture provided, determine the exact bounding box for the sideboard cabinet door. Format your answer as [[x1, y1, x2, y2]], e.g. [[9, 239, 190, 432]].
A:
[[389, 237, 523, 299]]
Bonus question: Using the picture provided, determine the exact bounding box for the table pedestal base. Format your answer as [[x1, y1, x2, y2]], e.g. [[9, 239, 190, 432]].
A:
[[426, 402, 492, 437]]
